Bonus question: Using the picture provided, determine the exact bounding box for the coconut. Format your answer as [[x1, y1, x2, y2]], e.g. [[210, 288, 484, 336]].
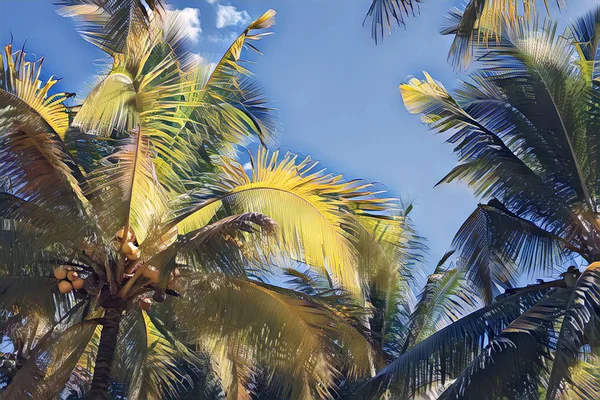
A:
[[116, 227, 135, 242], [53, 266, 68, 280], [139, 298, 152, 311], [72, 278, 85, 290], [143, 266, 160, 283], [67, 271, 79, 282], [121, 242, 138, 255], [58, 280, 73, 294], [128, 247, 141, 260]]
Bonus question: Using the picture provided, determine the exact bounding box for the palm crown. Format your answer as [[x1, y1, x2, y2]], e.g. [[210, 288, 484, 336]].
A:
[[355, 6, 600, 400], [0, 1, 418, 399]]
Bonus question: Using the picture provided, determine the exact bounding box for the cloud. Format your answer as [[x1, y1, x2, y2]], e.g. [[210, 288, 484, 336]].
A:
[[215, 5, 250, 29], [207, 31, 239, 43], [166, 7, 202, 43], [242, 162, 252, 172], [205, 0, 218, 3]]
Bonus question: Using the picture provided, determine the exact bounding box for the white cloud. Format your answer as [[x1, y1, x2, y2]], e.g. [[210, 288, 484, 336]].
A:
[[242, 162, 252, 171], [215, 5, 250, 29], [207, 31, 239, 43], [205, 0, 218, 3], [166, 7, 202, 43]]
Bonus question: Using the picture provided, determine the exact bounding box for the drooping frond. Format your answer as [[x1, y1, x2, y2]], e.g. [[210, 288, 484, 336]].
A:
[[353, 285, 555, 399], [546, 262, 600, 399], [363, 0, 422, 44], [146, 212, 277, 279], [569, 6, 600, 82], [3, 304, 98, 400], [56, 0, 166, 55], [452, 200, 571, 303], [401, 257, 478, 353], [0, 92, 91, 237], [0, 45, 71, 138], [114, 310, 197, 400], [439, 290, 570, 400], [163, 274, 374, 399], [169, 148, 398, 295]]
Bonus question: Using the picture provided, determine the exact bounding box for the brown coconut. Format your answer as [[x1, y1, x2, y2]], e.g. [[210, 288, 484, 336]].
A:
[[72, 278, 85, 290], [67, 271, 79, 282], [142, 266, 160, 283], [53, 266, 68, 280], [58, 280, 73, 294]]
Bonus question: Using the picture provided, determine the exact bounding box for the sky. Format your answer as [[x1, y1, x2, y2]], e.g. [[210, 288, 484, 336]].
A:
[[0, 0, 598, 274]]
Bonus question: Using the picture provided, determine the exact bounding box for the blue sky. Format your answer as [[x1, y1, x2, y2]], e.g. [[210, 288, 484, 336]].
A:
[[0, 0, 597, 272]]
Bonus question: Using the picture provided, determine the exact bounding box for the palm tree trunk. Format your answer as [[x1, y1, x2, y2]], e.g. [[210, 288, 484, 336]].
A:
[[90, 307, 122, 399]]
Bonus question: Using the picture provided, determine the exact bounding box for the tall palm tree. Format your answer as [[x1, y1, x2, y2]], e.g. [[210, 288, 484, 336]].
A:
[[0, 1, 418, 399], [354, 6, 600, 399], [363, 0, 565, 67]]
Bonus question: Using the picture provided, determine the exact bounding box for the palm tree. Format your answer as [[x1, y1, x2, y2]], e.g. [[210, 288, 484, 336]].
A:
[[363, 0, 565, 67], [0, 1, 418, 399], [354, 6, 600, 399]]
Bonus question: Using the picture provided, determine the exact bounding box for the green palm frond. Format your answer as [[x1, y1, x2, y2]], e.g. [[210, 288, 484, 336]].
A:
[[452, 200, 570, 303], [114, 310, 196, 400], [546, 262, 600, 399], [56, 0, 166, 55], [188, 9, 278, 153], [439, 290, 570, 400], [3, 301, 97, 400], [354, 284, 555, 399], [0, 92, 91, 236], [87, 128, 168, 244], [401, 255, 478, 353]]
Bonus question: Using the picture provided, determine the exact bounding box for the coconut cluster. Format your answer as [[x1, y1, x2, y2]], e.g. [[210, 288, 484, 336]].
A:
[[116, 228, 141, 260], [53, 266, 86, 293]]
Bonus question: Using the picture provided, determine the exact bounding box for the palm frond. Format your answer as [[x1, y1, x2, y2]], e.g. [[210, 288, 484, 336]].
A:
[[0, 92, 91, 235], [86, 128, 167, 244], [56, 0, 166, 55], [3, 302, 97, 400], [115, 310, 197, 400], [169, 148, 397, 295], [189, 9, 278, 152], [164, 273, 374, 399], [439, 290, 570, 400], [1, 44, 71, 137], [401, 256, 478, 353], [546, 262, 600, 399], [452, 200, 570, 303], [354, 285, 554, 399], [363, 0, 422, 44]]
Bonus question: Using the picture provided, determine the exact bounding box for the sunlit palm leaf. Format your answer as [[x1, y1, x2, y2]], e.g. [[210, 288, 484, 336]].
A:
[[56, 0, 166, 55], [87, 128, 167, 244], [170, 148, 396, 295], [1, 44, 71, 138], [165, 274, 374, 399]]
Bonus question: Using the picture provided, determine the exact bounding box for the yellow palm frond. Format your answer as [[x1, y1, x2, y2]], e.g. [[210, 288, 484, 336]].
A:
[[87, 128, 167, 244], [170, 148, 395, 294], [0, 92, 91, 230], [1, 44, 70, 138], [172, 274, 374, 399]]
